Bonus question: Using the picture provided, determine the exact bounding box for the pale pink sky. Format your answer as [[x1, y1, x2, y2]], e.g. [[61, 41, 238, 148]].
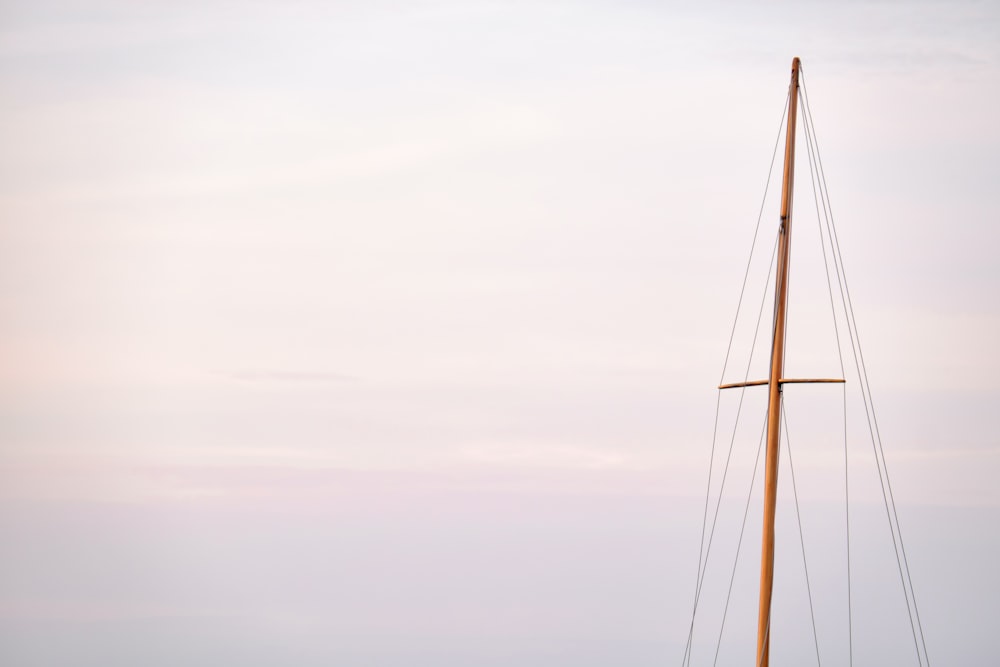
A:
[[1, 0, 998, 665]]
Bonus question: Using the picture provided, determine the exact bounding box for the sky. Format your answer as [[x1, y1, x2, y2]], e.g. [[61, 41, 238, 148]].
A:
[[0, 0, 998, 665]]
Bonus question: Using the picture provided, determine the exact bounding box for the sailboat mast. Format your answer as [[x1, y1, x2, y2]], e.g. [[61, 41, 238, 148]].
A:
[[755, 56, 800, 667]]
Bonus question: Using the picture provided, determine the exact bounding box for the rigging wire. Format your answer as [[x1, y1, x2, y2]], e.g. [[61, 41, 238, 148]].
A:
[[718, 91, 790, 386], [797, 74, 853, 667], [683, 229, 779, 667], [681, 93, 789, 667], [686, 67, 931, 667], [800, 69, 927, 665], [799, 67, 931, 667], [711, 414, 768, 667], [681, 391, 723, 667], [781, 398, 823, 667], [756, 612, 771, 667]]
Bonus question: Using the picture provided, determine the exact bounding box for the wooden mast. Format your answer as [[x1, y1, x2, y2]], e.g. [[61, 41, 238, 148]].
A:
[[755, 56, 801, 667]]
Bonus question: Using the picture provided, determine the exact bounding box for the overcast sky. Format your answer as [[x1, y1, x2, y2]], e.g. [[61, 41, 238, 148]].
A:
[[1, 1, 998, 665]]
